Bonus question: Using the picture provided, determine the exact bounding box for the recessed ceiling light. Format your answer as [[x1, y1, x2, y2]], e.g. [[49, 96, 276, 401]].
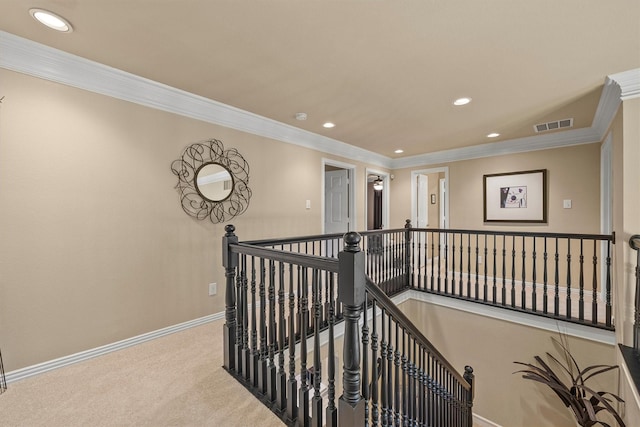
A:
[[453, 97, 472, 106], [394, 149, 404, 154], [323, 122, 335, 128], [29, 8, 73, 32], [487, 133, 500, 138]]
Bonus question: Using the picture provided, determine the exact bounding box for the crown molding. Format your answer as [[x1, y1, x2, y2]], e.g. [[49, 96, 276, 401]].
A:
[[390, 127, 601, 169], [0, 30, 635, 171], [609, 68, 640, 100], [0, 31, 391, 168]]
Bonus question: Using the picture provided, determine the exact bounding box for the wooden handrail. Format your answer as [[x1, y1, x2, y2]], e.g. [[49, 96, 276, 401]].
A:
[[365, 276, 470, 389]]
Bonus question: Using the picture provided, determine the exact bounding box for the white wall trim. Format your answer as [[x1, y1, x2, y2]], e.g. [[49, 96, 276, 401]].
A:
[[5, 311, 224, 384], [1, 31, 638, 171], [405, 290, 616, 345], [5, 287, 614, 386], [473, 413, 503, 427], [609, 68, 640, 100]]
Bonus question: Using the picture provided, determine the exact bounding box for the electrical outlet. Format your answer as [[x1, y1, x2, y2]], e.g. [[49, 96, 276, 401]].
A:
[[208, 283, 217, 296]]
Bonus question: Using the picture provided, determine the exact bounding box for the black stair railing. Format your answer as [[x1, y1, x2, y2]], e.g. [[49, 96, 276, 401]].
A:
[[222, 225, 474, 426], [404, 221, 616, 329]]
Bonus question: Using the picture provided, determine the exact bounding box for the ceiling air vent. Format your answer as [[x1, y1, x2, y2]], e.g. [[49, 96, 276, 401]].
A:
[[533, 118, 573, 133]]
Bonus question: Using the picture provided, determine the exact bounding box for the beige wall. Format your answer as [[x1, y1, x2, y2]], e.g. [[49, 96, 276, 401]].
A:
[[402, 299, 618, 427], [389, 144, 601, 233], [0, 69, 382, 371]]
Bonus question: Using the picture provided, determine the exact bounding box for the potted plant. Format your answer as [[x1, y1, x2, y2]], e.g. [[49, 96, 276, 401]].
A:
[[514, 336, 625, 427]]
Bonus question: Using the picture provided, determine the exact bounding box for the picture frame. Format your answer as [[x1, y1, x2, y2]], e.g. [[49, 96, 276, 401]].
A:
[[483, 169, 547, 223]]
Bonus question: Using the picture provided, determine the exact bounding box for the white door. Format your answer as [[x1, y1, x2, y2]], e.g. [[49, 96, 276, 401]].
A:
[[325, 169, 350, 234], [416, 174, 428, 228]]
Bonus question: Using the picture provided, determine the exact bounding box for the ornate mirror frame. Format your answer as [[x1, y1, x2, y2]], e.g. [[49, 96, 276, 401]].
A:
[[171, 139, 251, 223]]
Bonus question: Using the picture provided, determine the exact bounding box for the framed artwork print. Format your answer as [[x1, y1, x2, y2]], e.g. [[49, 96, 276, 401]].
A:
[[483, 169, 547, 223]]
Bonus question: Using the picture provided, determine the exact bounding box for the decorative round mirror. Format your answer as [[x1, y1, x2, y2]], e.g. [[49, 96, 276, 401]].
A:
[[171, 139, 251, 223], [195, 163, 234, 202]]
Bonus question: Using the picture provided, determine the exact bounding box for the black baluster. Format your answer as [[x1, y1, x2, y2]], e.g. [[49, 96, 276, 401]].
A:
[[371, 300, 379, 427], [445, 231, 450, 294], [492, 234, 497, 304], [554, 238, 560, 317], [235, 258, 244, 375], [501, 235, 506, 306], [381, 309, 389, 427], [463, 366, 474, 427], [431, 231, 435, 291], [592, 240, 598, 325], [251, 257, 259, 387], [277, 262, 287, 411], [521, 236, 526, 310], [258, 258, 268, 393], [394, 322, 401, 426], [242, 255, 250, 380], [402, 329, 408, 426], [467, 235, 472, 299], [511, 236, 516, 308], [267, 260, 277, 401], [437, 232, 442, 293], [543, 238, 548, 315], [566, 239, 572, 320], [311, 269, 323, 427], [483, 235, 488, 302], [475, 234, 479, 300], [326, 273, 337, 427], [299, 267, 310, 426], [459, 234, 464, 298], [452, 232, 457, 296], [362, 293, 370, 427], [605, 239, 613, 328], [532, 237, 537, 313], [579, 239, 585, 321], [286, 263, 298, 423]]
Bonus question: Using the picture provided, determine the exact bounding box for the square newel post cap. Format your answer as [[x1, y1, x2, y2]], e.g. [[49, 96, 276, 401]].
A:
[[338, 232, 365, 307], [222, 224, 238, 269]]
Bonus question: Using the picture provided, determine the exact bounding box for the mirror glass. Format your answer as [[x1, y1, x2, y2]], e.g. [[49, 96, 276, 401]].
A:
[[196, 163, 233, 201]]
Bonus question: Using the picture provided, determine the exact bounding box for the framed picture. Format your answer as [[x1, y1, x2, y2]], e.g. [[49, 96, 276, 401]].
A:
[[483, 169, 547, 223]]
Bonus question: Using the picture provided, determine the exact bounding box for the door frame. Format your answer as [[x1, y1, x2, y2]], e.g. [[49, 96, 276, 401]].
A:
[[411, 166, 449, 230], [322, 158, 357, 233], [365, 168, 390, 230]]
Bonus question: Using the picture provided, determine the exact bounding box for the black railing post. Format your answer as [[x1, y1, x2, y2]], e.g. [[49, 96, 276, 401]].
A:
[[463, 366, 475, 427], [338, 232, 366, 425], [223, 224, 239, 371], [405, 219, 413, 289]]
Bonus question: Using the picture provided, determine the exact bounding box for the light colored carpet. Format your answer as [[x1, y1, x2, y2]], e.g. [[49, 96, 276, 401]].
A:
[[0, 319, 285, 427]]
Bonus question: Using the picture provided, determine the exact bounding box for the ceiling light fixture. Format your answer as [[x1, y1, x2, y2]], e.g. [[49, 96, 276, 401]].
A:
[[29, 8, 73, 32], [373, 176, 383, 191], [453, 97, 471, 106], [394, 149, 404, 154], [323, 122, 335, 128], [487, 132, 500, 138]]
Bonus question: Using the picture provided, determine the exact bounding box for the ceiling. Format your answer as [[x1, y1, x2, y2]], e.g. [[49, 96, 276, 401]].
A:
[[1, 1, 638, 159]]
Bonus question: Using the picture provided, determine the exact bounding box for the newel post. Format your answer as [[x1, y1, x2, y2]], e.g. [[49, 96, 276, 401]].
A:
[[338, 232, 366, 425], [405, 219, 413, 289], [464, 365, 475, 427], [223, 224, 239, 371]]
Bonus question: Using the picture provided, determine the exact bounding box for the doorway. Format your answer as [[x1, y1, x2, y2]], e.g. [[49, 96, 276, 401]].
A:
[[365, 169, 389, 231], [411, 167, 449, 230], [323, 159, 356, 234]]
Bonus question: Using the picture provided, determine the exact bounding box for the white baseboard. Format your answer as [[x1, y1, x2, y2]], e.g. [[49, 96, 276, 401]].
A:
[[5, 311, 224, 384], [473, 413, 503, 427]]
